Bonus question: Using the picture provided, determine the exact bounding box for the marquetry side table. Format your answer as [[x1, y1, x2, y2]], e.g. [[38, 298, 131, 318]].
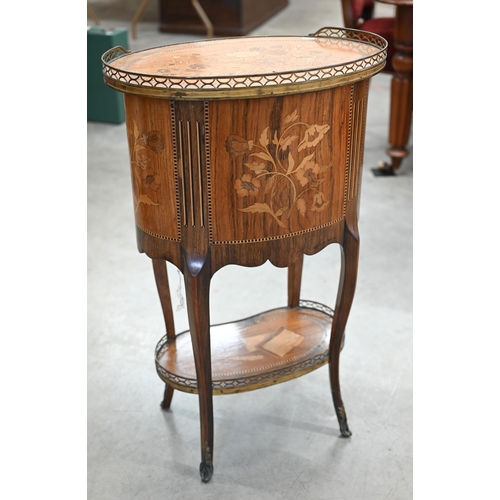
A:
[[102, 27, 387, 482]]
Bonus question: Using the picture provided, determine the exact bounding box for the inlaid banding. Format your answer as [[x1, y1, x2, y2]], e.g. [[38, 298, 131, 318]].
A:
[[347, 86, 367, 202], [196, 121, 205, 227], [186, 123, 195, 227], [177, 120, 187, 226]]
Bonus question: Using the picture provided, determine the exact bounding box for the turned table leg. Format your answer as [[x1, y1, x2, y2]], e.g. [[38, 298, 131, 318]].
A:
[[384, 4, 413, 173], [329, 224, 359, 437], [152, 259, 177, 410]]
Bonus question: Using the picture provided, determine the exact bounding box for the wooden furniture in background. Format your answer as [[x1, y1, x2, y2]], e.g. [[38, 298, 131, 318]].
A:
[[376, 0, 413, 173], [87, 2, 100, 25], [131, 0, 214, 39], [158, 0, 289, 36], [102, 27, 387, 482], [341, 0, 413, 174], [340, 0, 395, 72]]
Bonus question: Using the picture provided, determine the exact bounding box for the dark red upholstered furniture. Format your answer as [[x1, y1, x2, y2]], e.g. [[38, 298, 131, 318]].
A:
[[341, 0, 395, 72]]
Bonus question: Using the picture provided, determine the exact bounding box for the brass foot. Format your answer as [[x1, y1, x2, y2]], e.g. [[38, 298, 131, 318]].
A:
[[337, 404, 352, 437], [340, 421, 352, 437], [199, 461, 213, 483]]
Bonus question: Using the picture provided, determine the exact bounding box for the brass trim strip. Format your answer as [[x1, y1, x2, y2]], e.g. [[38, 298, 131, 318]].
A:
[[102, 29, 387, 101], [103, 64, 385, 101]]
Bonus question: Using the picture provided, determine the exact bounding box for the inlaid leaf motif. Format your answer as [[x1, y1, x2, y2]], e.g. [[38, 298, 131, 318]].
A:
[[250, 151, 273, 163], [238, 202, 272, 214], [259, 126, 270, 147], [239, 203, 287, 228], [284, 109, 299, 125], [298, 124, 330, 151], [276, 207, 287, 217], [137, 194, 160, 206], [245, 161, 268, 174], [279, 134, 298, 151], [272, 130, 279, 147], [295, 152, 316, 173], [135, 194, 160, 213]]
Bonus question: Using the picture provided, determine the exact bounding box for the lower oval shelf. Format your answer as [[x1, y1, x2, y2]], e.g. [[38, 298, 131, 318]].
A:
[[155, 300, 335, 394]]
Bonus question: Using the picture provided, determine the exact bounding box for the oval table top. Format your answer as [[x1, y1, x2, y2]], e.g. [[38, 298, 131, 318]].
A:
[[102, 27, 387, 99]]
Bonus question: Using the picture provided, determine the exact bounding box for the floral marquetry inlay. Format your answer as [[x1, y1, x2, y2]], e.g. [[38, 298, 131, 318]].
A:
[[130, 120, 164, 213], [123, 95, 179, 242], [227, 110, 333, 229], [208, 88, 349, 244]]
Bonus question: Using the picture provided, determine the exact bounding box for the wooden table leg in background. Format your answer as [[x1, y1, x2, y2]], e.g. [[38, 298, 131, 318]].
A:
[[131, 0, 214, 40], [380, 4, 413, 174], [152, 259, 177, 410]]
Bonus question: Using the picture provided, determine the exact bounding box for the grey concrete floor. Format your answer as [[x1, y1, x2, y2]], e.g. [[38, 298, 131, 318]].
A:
[[88, 1, 412, 498]]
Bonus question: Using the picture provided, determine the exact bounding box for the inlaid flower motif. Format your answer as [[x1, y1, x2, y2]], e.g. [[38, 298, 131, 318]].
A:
[[226, 135, 254, 158], [135, 152, 150, 170], [145, 131, 164, 154], [130, 120, 162, 212], [234, 174, 261, 197], [142, 167, 161, 192], [295, 161, 320, 187], [273, 185, 291, 213], [298, 124, 330, 151], [310, 192, 328, 212]]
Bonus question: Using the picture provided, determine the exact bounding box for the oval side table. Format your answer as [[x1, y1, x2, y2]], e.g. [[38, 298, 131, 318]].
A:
[[102, 27, 387, 482]]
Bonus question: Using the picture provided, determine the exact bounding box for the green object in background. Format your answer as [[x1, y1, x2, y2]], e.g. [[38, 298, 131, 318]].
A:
[[87, 26, 129, 124]]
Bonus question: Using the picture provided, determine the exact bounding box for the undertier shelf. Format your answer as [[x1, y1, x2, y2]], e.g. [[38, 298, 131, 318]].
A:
[[155, 300, 336, 394]]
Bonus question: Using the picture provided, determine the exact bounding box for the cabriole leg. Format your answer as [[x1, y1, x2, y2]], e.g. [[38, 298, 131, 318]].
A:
[[152, 259, 177, 409], [183, 261, 214, 482], [160, 384, 174, 410], [329, 225, 359, 437]]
